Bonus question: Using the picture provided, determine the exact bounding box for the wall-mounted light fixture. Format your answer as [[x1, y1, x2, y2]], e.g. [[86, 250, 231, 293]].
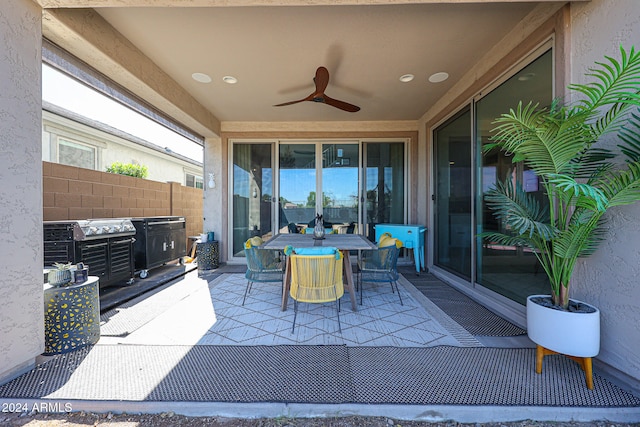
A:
[[252, 188, 258, 198], [208, 173, 216, 189]]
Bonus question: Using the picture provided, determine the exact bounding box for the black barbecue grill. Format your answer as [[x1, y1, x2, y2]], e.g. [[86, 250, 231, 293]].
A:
[[131, 216, 187, 278], [43, 219, 136, 289]]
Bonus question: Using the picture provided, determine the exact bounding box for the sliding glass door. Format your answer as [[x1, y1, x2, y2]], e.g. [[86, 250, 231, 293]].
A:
[[231, 143, 273, 257], [432, 45, 553, 305], [475, 49, 552, 304], [362, 142, 405, 241], [322, 143, 359, 228], [278, 142, 359, 232], [278, 143, 318, 230], [231, 139, 407, 260], [433, 108, 472, 279]]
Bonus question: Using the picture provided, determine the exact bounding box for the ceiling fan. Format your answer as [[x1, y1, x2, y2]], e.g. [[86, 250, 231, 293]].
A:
[[274, 66, 360, 113]]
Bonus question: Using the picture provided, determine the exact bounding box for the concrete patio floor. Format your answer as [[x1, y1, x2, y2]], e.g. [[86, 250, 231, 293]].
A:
[[1, 263, 639, 424]]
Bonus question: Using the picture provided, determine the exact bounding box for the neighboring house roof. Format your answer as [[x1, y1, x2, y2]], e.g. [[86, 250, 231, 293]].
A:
[[43, 100, 203, 168]]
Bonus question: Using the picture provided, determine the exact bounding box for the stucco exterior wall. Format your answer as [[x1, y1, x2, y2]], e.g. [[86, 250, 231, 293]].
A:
[[0, 0, 44, 384], [568, 0, 640, 385], [203, 136, 224, 261]]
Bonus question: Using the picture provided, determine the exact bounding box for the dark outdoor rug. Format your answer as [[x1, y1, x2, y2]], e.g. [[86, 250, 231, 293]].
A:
[[1, 345, 638, 407], [400, 268, 527, 337]]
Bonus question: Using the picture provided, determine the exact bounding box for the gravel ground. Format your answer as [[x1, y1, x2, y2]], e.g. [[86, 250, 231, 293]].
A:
[[1, 412, 639, 427]]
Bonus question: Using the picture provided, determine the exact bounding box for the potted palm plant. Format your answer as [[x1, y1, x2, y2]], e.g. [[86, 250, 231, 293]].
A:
[[483, 46, 640, 388]]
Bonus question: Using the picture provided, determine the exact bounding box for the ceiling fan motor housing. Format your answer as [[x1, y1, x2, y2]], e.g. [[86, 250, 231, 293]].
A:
[[274, 66, 360, 112]]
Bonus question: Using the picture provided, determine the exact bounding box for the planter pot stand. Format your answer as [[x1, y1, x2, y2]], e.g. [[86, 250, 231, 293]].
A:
[[527, 295, 600, 390], [535, 344, 594, 389]]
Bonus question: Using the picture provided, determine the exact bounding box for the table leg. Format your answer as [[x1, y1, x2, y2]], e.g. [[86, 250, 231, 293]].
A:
[[341, 250, 358, 311], [281, 256, 291, 311]]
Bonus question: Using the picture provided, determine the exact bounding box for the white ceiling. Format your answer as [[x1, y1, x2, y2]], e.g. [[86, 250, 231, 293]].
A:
[[90, 2, 540, 123]]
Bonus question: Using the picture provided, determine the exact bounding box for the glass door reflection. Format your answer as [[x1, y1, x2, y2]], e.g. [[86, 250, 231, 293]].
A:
[[278, 144, 317, 233], [475, 49, 552, 304], [279, 142, 360, 234], [232, 143, 273, 257], [434, 108, 472, 279], [322, 143, 359, 233], [363, 142, 405, 241]]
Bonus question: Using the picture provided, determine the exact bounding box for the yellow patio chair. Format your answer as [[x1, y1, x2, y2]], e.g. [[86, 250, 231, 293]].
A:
[[243, 237, 284, 306], [288, 247, 344, 333]]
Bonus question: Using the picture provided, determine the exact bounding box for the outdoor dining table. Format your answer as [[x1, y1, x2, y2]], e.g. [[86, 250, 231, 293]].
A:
[[262, 233, 377, 311]]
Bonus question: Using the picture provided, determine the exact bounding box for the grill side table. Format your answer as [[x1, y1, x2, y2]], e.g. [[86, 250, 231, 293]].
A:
[[43, 276, 100, 355]]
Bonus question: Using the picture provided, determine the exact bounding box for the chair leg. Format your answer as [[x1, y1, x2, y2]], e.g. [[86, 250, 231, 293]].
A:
[[393, 280, 403, 305], [291, 299, 299, 334], [334, 287, 342, 333], [242, 281, 253, 306]]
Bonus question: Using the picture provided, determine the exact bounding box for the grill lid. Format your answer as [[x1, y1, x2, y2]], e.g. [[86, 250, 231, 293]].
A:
[[44, 219, 136, 241], [79, 219, 136, 238]]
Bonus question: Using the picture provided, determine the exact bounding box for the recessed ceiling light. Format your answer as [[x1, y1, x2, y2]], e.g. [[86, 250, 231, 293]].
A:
[[191, 72, 212, 83], [429, 72, 449, 83], [399, 74, 415, 83], [223, 76, 238, 84]]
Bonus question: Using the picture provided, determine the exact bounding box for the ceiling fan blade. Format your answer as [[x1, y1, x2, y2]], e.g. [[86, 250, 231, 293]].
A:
[[314, 66, 330, 95], [323, 95, 360, 112], [273, 93, 314, 107]]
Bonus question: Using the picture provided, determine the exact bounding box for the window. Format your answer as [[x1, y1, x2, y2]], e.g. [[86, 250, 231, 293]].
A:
[[186, 173, 204, 189], [57, 137, 97, 169]]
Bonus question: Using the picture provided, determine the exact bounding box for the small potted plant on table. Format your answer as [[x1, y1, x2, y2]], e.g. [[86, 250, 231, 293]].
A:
[[47, 262, 73, 287]]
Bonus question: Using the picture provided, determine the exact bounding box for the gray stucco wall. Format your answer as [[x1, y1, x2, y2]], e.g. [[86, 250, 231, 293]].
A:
[[569, 0, 640, 384], [203, 136, 224, 261], [0, 0, 45, 383]]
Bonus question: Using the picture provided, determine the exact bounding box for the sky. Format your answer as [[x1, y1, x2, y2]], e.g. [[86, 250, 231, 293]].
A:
[[42, 64, 203, 162]]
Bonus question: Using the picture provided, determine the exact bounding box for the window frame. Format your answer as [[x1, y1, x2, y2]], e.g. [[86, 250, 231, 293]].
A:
[[185, 171, 204, 189], [56, 135, 99, 170]]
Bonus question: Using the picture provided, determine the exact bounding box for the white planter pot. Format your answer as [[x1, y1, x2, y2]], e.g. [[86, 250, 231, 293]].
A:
[[47, 269, 72, 287], [526, 295, 600, 357]]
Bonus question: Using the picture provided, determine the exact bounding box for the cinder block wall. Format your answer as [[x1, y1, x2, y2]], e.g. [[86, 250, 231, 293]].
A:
[[169, 182, 205, 245], [42, 162, 203, 249]]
